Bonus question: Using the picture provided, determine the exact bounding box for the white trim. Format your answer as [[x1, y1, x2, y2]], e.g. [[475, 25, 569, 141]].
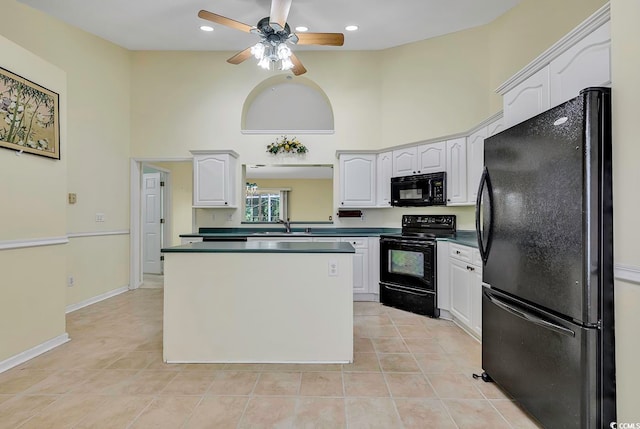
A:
[[0, 236, 68, 251], [335, 111, 505, 158], [241, 129, 335, 135], [65, 286, 129, 314], [0, 333, 69, 374], [67, 230, 129, 238], [496, 2, 610, 95], [189, 150, 239, 158], [615, 264, 640, 285], [133, 157, 192, 162]]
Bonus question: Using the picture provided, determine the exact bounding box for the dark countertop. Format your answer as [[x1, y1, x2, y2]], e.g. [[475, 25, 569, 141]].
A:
[[441, 230, 478, 248], [180, 227, 479, 248], [180, 227, 401, 239], [162, 241, 356, 254]]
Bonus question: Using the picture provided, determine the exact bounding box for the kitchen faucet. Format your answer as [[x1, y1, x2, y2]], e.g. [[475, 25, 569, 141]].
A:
[[278, 218, 292, 233]]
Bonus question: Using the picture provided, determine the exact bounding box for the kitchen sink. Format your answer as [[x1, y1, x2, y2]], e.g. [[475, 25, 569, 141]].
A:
[[251, 231, 311, 236]]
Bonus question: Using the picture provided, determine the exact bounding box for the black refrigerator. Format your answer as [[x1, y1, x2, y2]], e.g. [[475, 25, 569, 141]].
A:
[[476, 87, 615, 429]]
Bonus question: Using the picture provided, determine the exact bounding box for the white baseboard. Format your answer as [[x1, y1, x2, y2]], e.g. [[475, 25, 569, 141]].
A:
[[65, 285, 129, 314], [0, 333, 70, 374]]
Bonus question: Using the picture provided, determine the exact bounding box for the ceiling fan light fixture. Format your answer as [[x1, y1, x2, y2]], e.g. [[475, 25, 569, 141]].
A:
[[277, 43, 292, 60], [251, 42, 266, 60]]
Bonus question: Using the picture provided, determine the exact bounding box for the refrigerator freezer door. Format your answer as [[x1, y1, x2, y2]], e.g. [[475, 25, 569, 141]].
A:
[[482, 93, 593, 323], [481, 288, 612, 429]]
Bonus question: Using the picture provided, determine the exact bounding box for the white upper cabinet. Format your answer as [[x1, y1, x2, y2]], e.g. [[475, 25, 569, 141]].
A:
[[549, 21, 611, 108], [392, 142, 446, 177], [376, 151, 393, 207], [500, 9, 610, 127], [503, 66, 550, 128], [417, 141, 446, 174], [466, 127, 487, 204], [339, 154, 376, 207], [487, 117, 505, 137], [191, 150, 238, 207], [445, 138, 467, 205], [392, 147, 418, 177]]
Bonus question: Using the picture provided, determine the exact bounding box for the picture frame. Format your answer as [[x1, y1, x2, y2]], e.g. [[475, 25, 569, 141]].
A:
[[0, 66, 60, 159]]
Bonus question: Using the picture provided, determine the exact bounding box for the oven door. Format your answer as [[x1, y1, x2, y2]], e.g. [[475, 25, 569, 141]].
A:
[[380, 238, 435, 291]]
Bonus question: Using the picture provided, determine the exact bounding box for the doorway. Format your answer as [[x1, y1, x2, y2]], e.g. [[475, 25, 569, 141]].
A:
[[141, 165, 169, 288], [131, 158, 191, 290]]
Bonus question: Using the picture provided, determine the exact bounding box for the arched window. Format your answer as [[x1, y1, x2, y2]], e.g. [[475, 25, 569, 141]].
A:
[[242, 75, 334, 134]]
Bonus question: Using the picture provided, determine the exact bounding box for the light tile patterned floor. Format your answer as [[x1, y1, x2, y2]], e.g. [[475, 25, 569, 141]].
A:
[[0, 289, 543, 428]]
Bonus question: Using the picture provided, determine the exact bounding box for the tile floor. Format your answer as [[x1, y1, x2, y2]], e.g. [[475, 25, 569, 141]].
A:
[[0, 289, 543, 428]]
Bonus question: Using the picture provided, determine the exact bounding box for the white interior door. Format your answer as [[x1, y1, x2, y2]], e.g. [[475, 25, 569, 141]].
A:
[[143, 172, 162, 274]]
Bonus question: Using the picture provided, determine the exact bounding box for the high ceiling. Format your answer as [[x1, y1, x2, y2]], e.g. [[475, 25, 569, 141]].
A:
[[18, 0, 522, 51]]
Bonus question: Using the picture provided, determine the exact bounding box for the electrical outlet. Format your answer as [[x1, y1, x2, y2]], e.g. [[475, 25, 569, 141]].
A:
[[67, 276, 74, 287], [95, 213, 105, 222], [328, 260, 338, 276]]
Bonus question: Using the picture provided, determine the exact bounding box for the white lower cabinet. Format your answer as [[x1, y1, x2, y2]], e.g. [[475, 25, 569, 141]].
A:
[[448, 243, 483, 339], [312, 236, 377, 300]]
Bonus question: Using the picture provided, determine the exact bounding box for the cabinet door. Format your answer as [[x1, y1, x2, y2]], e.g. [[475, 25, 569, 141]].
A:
[[470, 266, 483, 338], [549, 22, 611, 108], [449, 258, 472, 327], [392, 147, 417, 177], [339, 154, 376, 207], [193, 154, 236, 207], [436, 241, 451, 311], [342, 238, 369, 295], [487, 117, 505, 137], [417, 142, 446, 174], [503, 66, 550, 127], [466, 128, 487, 204], [445, 138, 467, 205], [376, 151, 393, 207]]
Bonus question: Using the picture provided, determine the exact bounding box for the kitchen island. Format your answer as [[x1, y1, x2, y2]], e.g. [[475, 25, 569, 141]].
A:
[[161, 241, 355, 364]]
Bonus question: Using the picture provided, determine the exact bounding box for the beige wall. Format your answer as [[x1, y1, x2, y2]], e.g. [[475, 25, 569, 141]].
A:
[[150, 162, 193, 246], [0, 0, 131, 361], [252, 178, 333, 222], [0, 31, 68, 361], [611, 0, 640, 420], [487, 0, 607, 112]]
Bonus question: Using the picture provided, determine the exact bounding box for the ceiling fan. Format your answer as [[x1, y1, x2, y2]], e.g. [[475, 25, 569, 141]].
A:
[[198, 0, 345, 76]]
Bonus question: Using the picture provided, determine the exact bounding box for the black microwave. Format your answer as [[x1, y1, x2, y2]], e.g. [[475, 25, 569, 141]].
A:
[[391, 172, 446, 207]]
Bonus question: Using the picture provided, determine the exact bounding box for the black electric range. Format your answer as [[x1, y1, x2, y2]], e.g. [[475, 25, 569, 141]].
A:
[[379, 215, 456, 317]]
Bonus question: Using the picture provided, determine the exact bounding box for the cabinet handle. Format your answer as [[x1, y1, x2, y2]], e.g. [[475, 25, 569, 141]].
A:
[[412, 171, 416, 174], [466, 266, 475, 271], [456, 250, 461, 254], [224, 202, 228, 205]]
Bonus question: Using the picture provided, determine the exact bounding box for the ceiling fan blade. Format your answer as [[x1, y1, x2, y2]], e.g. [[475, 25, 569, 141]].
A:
[[290, 53, 307, 76], [227, 47, 253, 65], [269, 0, 292, 29], [198, 10, 253, 33], [295, 32, 345, 46]]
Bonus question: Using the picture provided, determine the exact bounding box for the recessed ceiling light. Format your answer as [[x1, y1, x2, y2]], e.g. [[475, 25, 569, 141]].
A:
[[295, 26, 309, 32], [200, 25, 214, 32], [345, 25, 359, 32]]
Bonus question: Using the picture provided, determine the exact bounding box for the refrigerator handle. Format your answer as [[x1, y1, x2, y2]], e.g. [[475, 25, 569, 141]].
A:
[[475, 166, 493, 264], [484, 289, 576, 337]]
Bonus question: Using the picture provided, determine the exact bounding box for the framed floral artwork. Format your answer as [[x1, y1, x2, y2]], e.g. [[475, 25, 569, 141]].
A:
[[0, 66, 60, 159]]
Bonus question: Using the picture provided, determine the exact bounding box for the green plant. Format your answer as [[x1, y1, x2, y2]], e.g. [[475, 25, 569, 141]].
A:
[[266, 135, 308, 155]]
